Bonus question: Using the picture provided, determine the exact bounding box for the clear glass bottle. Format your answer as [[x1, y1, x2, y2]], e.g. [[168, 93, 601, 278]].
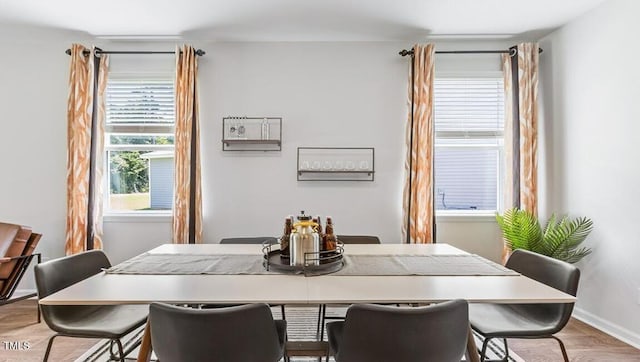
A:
[[261, 118, 270, 140]]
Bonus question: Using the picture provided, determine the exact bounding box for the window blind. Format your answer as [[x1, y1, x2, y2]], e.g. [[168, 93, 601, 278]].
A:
[[434, 77, 505, 211], [434, 78, 504, 135], [106, 79, 175, 132]]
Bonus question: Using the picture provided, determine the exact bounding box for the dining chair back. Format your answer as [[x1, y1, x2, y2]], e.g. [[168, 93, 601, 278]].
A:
[[150, 302, 287, 362], [327, 300, 469, 362], [219, 237, 278, 244], [0, 223, 33, 294], [507, 249, 580, 332], [469, 249, 580, 362], [335, 235, 380, 244], [35, 250, 148, 361], [0, 222, 42, 322]]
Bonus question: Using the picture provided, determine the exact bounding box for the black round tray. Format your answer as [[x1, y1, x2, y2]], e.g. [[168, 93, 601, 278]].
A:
[[262, 242, 344, 276]]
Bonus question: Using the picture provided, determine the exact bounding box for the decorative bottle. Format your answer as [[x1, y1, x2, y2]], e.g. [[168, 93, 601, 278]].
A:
[[324, 216, 337, 252], [280, 217, 292, 258], [315, 216, 324, 251], [261, 118, 270, 140]]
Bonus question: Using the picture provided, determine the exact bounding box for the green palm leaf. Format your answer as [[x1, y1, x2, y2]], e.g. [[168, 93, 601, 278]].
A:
[[497, 208, 593, 264], [496, 208, 542, 252]]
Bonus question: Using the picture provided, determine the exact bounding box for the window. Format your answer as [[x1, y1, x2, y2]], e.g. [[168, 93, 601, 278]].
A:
[[104, 76, 175, 213], [434, 76, 504, 213]]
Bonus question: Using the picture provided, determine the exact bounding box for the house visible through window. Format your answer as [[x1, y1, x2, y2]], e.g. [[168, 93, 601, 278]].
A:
[[105, 76, 175, 213], [434, 76, 504, 212]]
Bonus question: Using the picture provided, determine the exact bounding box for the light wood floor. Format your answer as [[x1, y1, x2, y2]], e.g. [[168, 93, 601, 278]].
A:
[[1, 300, 638, 361]]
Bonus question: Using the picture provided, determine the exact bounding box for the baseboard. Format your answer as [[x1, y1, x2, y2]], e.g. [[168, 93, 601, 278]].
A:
[[572, 307, 640, 349]]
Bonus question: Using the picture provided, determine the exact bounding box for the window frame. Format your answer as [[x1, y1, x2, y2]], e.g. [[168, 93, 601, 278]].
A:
[[103, 73, 176, 217], [433, 71, 505, 216]]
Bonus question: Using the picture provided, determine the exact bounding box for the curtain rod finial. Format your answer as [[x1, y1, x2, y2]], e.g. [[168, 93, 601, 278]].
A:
[[65, 49, 71, 55], [399, 49, 414, 57], [195, 49, 206, 56]]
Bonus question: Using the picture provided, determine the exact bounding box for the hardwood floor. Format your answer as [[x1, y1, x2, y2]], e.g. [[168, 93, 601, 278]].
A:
[[0, 299, 96, 362], [508, 318, 640, 361], [1, 299, 638, 361]]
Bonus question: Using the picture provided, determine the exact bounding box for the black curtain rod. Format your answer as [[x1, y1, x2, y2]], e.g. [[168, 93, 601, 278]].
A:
[[398, 48, 542, 57], [65, 49, 206, 56]]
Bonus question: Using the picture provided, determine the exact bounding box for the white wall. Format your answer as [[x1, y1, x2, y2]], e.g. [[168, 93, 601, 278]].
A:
[[0, 26, 82, 284], [198, 42, 407, 243], [0, 29, 512, 293], [539, 0, 640, 347]]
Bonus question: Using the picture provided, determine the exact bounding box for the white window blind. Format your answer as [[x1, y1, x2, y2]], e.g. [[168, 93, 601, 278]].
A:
[[434, 77, 505, 212], [434, 78, 504, 136], [106, 79, 175, 133]]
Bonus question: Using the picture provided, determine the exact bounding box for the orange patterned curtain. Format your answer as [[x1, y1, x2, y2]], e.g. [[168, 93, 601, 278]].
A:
[[502, 43, 539, 261], [517, 43, 539, 215], [402, 44, 435, 244], [502, 53, 516, 213], [173, 45, 203, 244], [65, 45, 108, 255]]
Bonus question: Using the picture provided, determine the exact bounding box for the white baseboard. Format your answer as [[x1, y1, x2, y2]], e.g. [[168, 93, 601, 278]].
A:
[[572, 307, 640, 349]]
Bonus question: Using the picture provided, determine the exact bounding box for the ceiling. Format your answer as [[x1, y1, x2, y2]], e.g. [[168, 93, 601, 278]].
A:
[[0, 0, 607, 41]]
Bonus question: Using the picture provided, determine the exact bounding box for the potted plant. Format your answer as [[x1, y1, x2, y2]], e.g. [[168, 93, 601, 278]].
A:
[[496, 208, 593, 263]]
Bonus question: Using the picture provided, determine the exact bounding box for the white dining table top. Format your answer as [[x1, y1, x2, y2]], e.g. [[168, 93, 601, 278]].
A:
[[39, 243, 576, 305]]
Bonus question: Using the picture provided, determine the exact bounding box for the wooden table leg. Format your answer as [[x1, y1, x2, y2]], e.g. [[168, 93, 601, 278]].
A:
[[137, 321, 152, 362], [466, 325, 480, 362]]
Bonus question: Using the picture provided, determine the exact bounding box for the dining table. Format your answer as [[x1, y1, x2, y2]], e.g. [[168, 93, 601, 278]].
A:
[[38, 243, 576, 362]]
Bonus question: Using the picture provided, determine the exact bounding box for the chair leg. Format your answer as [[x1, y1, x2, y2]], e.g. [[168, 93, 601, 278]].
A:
[[479, 337, 492, 362], [551, 335, 570, 362], [478, 336, 512, 362], [502, 338, 509, 361], [42, 334, 58, 362], [108, 339, 126, 361], [316, 304, 324, 340], [281, 305, 286, 320], [319, 304, 327, 341], [37, 303, 41, 323], [115, 339, 125, 361]]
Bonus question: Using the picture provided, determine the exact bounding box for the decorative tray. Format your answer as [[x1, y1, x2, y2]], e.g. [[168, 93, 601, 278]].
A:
[[262, 241, 344, 276]]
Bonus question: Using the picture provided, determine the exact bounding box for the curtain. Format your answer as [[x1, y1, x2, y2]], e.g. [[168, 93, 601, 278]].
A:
[[502, 43, 539, 261], [502, 53, 516, 213], [517, 43, 539, 215], [173, 45, 203, 244], [65, 45, 108, 255], [402, 44, 435, 244]]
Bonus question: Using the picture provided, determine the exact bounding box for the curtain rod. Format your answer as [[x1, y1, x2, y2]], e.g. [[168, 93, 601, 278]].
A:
[[64, 49, 206, 56], [398, 48, 542, 57]]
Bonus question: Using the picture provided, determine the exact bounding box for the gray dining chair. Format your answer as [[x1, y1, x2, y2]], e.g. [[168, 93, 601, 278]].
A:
[[149, 302, 287, 362], [469, 249, 580, 362], [326, 300, 469, 362], [317, 235, 381, 340], [335, 235, 381, 244], [35, 250, 148, 362]]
